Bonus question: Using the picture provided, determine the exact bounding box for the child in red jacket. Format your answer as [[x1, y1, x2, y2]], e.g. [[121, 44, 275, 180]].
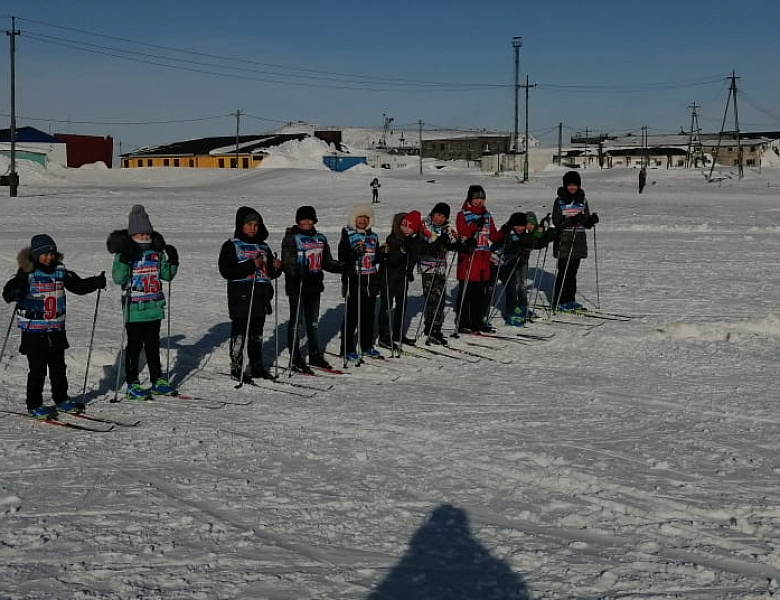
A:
[[455, 185, 505, 333]]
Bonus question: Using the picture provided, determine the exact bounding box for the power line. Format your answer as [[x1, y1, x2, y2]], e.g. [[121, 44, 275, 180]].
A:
[[0, 112, 230, 126]]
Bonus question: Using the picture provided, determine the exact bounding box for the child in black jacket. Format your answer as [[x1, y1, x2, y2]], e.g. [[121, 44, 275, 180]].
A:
[[2, 234, 105, 418], [218, 207, 281, 382]]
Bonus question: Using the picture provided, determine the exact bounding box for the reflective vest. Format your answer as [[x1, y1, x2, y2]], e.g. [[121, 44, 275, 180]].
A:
[[417, 217, 449, 273], [128, 249, 165, 304], [345, 228, 378, 275], [231, 238, 271, 283], [461, 210, 493, 251], [294, 232, 326, 273], [17, 266, 66, 333]]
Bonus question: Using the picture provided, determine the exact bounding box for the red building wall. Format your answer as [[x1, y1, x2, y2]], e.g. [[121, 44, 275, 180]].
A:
[[53, 133, 113, 168]]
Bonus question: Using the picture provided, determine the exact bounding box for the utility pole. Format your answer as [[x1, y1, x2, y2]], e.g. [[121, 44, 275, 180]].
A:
[[641, 125, 649, 168], [234, 109, 242, 168], [382, 113, 394, 148], [557, 122, 563, 165], [521, 74, 536, 181], [685, 102, 700, 168], [418, 120, 424, 176], [6, 17, 20, 197], [512, 36, 522, 154], [708, 71, 743, 181]]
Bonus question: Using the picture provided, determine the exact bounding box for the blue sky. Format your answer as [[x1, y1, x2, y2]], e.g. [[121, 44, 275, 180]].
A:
[[1, 1, 779, 149]]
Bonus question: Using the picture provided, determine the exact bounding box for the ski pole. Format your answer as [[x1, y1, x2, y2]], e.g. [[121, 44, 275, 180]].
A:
[[287, 274, 304, 377], [487, 253, 523, 324], [383, 263, 396, 357], [0, 309, 15, 369], [486, 237, 508, 323], [165, 279, 172, 381], [530, 245, 548, 318], [112, 274, 132, 403], [80, 288, 101, 405], [273, 263, 279, 379], [554, 230, 577, 313], [592, 225, 601, 309], [356, 269, 363, 357], [398, 253, 411, 354], [425, 252, 456, 343], [451, 251, 475, 338], [413, 252, 447, 342], [342, 283, 349, 368], [235, 272, 257, 389]]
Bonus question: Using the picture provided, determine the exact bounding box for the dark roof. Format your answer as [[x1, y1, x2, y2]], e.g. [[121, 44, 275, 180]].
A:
[[607, 147, 687, 157], [0, 126, 60, 143], [122, 133, 311, 158]]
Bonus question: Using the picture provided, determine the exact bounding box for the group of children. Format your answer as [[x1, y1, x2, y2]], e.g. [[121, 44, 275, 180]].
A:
[[2, 171, 598, 419]]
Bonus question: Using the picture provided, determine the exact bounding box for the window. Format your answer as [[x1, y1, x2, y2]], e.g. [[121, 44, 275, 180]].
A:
[[218, 159, 225, 168], [173, 159, 180, 167], [189, 159, 194, 167], [230, 158, 237, 168], [746, 159, 756, 166], [242, 158, 249, 168], [163, 159, 170, 166], [147, 159, 152, 167]]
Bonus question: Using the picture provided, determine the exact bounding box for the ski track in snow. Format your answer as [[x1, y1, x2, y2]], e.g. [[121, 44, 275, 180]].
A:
[[0, 161, 779, 598]]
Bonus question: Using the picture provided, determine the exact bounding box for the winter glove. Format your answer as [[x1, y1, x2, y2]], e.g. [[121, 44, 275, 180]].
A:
[[540, 213, 552, 228], [407, 272, 415, 283], [164, 244, 179, 265], [94, 271, 107, 290], [475, 217, 486, 229], [569, 213, 586, 227], [151, 232, 166, 252], [119, 247, 137, 265], [463, 237, 477, 251], [585, 213, 600, 228], [2, 273, 27, 303], [500, 223, 511, 233]]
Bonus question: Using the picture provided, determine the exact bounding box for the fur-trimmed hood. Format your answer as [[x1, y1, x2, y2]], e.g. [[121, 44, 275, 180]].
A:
[[16, 247, 63, 274], [347, 204, 375, 231], [107, 229, 166, 255]]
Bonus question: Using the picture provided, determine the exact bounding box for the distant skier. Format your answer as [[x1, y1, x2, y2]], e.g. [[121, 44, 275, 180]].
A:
[[638, 167, 647, 194], [370, 178, 381, 204]]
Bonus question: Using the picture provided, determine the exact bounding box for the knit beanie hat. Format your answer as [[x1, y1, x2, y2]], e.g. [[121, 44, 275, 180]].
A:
[[30, 234, 57, 259], [562, 170, 581, 188], [295, 205, 318, 224], [467, 185, 487, 201], [430, 202, 451, 219], [128, 204, 153, 236], [401, 210, 423, 234], [507, 212, 527, 228], [525, 211, 538, 227]]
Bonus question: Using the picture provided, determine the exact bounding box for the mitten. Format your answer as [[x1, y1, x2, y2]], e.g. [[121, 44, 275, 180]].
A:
[[164, 244, 179, 265], [94, 271, 107, 290]]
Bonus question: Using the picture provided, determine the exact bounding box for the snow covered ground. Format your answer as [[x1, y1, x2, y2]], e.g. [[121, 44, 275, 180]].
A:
[[1, 154, 779, 599]]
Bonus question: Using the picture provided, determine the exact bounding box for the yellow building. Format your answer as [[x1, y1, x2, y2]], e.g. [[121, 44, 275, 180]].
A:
[[121, 132, 324, 169]]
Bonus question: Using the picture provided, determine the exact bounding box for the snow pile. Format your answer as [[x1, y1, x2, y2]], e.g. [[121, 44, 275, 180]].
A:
[[764, 140, 780, 168], [658, 314, 780, 342], [0, 154, 54, 184], [259, 136, 331, 170]]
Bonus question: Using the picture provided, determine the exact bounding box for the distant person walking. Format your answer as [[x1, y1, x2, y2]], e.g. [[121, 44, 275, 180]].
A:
[[370, 178, 381, 204], [638, 167, 647, 194]]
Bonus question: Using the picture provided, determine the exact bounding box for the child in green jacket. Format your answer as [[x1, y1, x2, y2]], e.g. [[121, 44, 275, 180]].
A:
[[107, 205, 179, 400]]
